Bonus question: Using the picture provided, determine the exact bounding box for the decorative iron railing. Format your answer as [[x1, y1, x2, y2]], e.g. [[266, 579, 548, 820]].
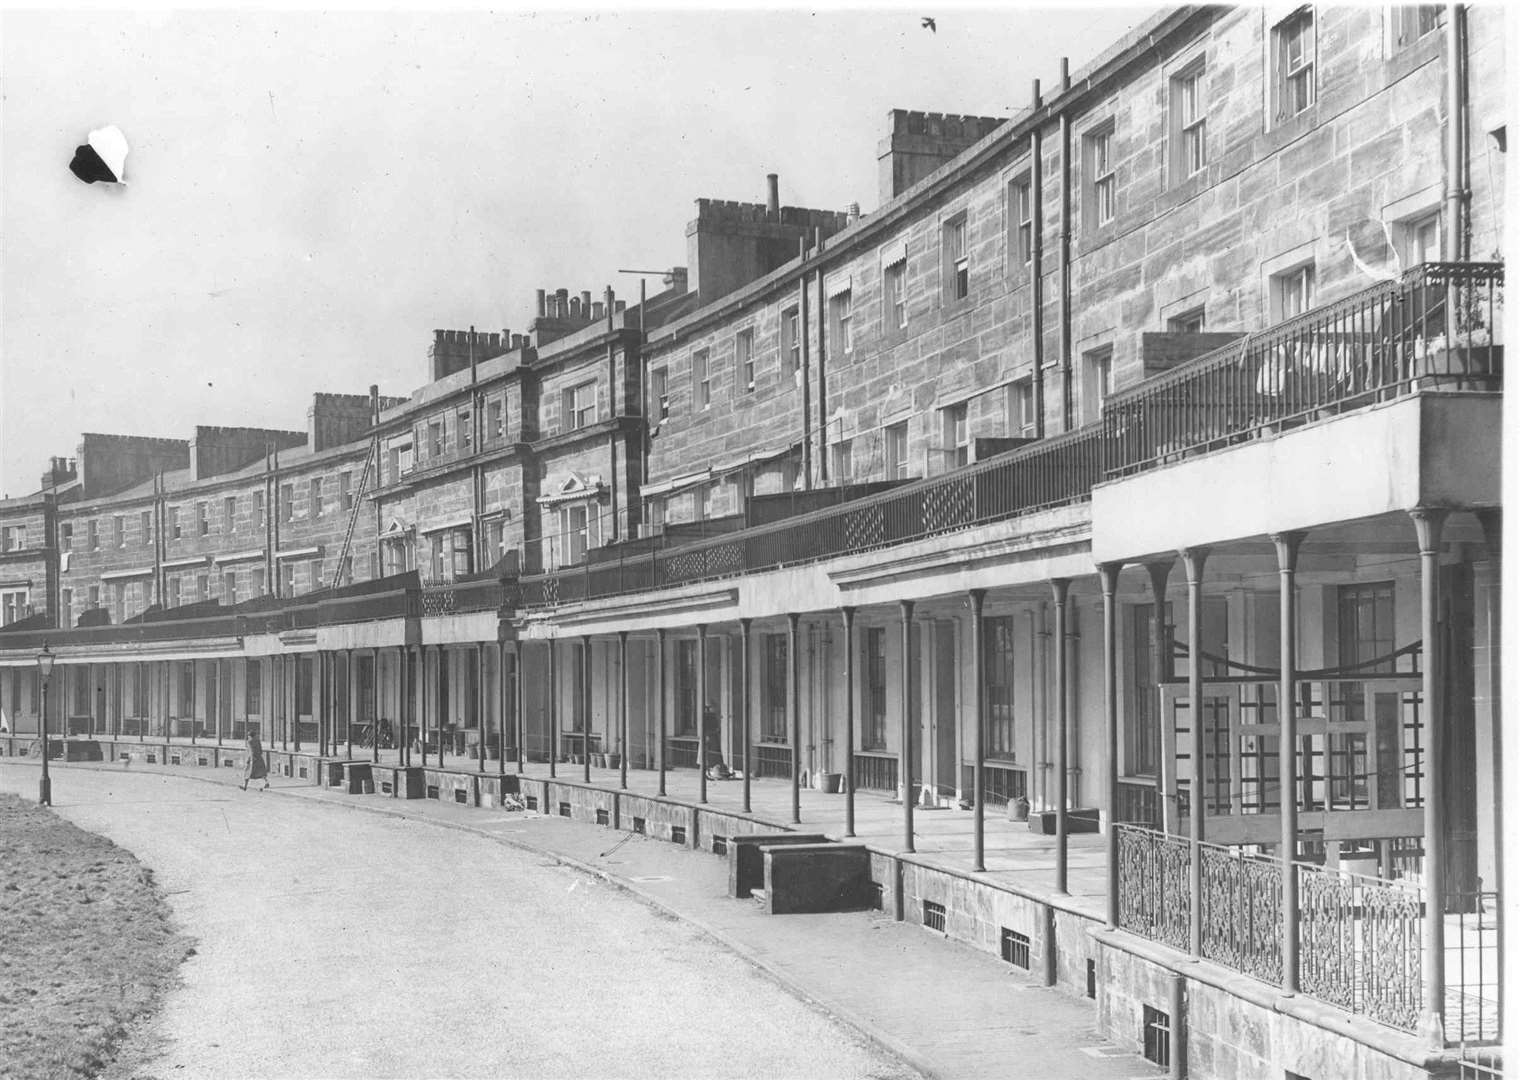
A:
[[520, 423, 1106, 606], [1198, 843, 1283, 984], [1115, 823, 1191, 952], [516, 262, 1501, 610], [1104, 261, 1503, 476], [1298, 864, 1423, 1032], [1116, 823, 1440, 1036]]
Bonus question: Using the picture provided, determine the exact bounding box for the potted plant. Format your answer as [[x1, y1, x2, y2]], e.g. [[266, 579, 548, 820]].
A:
[[606, 749, 621, 770]]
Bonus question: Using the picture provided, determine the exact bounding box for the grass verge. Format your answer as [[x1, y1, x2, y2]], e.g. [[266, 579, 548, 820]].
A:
[[0, 794, 191, 1079]]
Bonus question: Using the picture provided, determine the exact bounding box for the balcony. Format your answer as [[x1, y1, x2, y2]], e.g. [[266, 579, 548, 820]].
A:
[[515, 262, 1501, 609]]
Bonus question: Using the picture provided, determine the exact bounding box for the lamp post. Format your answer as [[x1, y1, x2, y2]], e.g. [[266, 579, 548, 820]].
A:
[[37, 643, 54, 806]]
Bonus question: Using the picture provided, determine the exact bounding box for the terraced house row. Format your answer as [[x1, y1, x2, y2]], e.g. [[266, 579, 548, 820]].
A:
[[0, 5, 1506, 1078]]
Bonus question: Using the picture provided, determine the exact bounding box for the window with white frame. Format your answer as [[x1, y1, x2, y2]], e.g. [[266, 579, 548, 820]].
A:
[[884, 257, 908, 329], [885, 421, 909, 480], [458, 408, 472, 451], [483, 517, 505, 565], [89, 584, 101, 609], [736, 328, 755, 390], [140, 511, 152, 547], [651, 367, 669, 420], [692, 350, 711, 409], [830, 290, 853, 355], [1273, 8, 1316, 120], [279, 562, 294, 597], [782, 306, 802, 373], [1171, 61, 1207, 179], [223, 571, 237, 605], [487, 397, 505, 441], [428, 420, 445, 457], [831, 439, 853, 483], [2, 525, 25, 552], [61, 587, 74, 621], [1009, 175, 1033, 266], [59, 523, 71, 552], [942, 213, 969, 301], [339, 473, 352, 512], [1010, 379, 1037, 437], [941, 403, 969, 469], [1398, 211, 1441, 268], [563, 380, 598, 430], [222, 497, 236, 534], [1271, 262, 1316, 321], [279, 485, 294, 523], [113, 515, 125, 547], [251, 566, 266, 596], [1, 588, 29, 626], [1082, 346, 1114, 424], [559, 504, 595, 565], [1085, 122, 1117, 226]]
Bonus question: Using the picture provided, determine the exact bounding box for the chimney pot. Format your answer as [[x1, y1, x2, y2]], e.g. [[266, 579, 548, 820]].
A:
[[1059, 57, 1070, 92], [581, 290, 592, 314], [536, 289, 547, 317], [592, 301, 604, 320], [766, 173, 780, 217]]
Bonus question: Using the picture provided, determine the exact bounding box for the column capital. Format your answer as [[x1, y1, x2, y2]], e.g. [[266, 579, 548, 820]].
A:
[[838, 606, 855, 627], [1270, 530, 1308, 571], [1475, 507, 1501, 555], [1096, 561, 1124, 596], [787, 611, 801, 629], [1179, 547, 1210, 584], [1049, 577, 1071, 605], [617, 629, 628, 642], [1408, 507, 1449, 554], [740, 616, 753, 632], [696, 623, 708, 639], [899, 598, 915, 619], [966, 589, 986, 611], [1143, 559, 1173, 599]]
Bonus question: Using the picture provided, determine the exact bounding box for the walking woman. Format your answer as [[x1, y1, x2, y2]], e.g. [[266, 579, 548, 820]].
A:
[[242, 730, 270, 791]]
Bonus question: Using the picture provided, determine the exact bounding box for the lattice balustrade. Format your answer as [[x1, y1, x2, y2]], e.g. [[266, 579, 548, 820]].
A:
[[922, 475, 974, 535], [843, 503, 886, 551]]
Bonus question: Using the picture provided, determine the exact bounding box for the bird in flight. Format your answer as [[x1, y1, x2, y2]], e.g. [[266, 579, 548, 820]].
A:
[[921, 16, 936, 32]]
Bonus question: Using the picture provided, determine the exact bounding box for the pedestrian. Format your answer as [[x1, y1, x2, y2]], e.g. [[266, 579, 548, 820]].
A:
[[242, 730, 270, 791]]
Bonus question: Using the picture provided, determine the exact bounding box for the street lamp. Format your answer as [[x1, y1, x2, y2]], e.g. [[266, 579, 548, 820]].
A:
[[37, 643, 54, 806]]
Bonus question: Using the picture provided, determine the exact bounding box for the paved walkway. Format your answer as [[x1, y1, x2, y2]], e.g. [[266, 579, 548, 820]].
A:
[[2, 758, 1160, 1080]]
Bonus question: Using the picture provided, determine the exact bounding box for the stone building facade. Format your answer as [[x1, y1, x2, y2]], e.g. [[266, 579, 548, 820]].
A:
[[0, 6, 1505, 1079]]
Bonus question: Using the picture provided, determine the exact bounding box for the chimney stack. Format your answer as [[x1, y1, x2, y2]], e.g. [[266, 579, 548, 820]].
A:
[[556, 288, 569, 317], [767, 173, 780, 218], [580, 290, 592, 315], [1060, 56, 1070, 92], [847, 202, 861, 223], [536, 289, 547, 317]]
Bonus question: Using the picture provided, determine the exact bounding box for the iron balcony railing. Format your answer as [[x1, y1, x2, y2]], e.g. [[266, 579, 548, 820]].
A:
[[519, 261, 1502, 610], [1115, 822, 1448, 1037], [519, 422, 1107, 605], [1105, 261, 1504, 476]]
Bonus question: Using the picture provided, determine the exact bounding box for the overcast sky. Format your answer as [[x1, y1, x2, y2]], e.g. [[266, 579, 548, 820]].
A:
[[0, 5, 1159, 499]]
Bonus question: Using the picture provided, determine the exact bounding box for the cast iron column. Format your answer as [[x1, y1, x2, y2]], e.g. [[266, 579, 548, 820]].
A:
[[656, 628, 667, 795], [900, 600, 915, 853], [698, 624, 709, 804], [514, 643, 526, 775], [1272, 530, 1305, 994], [1051, 578, 1070, 895], [581, 635, 592, 783], [740, 619, 753, 813], [1182, 547, 1209, 958], [788, 612, 802, 824], [840, 608, 856, 837], [547, 639, 557, 779], [969, 590, 987, 872], [1412, 508, 1448, 1042], [618, 631, 629, 790], [1099, 562, 1123, 930]]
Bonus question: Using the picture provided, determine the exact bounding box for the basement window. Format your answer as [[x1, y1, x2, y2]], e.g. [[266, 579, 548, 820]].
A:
[[922, 900, 947, 933], [1142, 1005, 1171, 1068], [1000, 928, 1031, 969], [670, 825, 687, 845]]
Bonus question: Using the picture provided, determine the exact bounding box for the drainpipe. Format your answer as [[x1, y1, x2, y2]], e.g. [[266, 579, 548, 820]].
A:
[[1443, 4, 1466, 261], [1058, 56, 1074, 432], [1030, 78, 1047, 439], [799, 237, 813, 490]]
